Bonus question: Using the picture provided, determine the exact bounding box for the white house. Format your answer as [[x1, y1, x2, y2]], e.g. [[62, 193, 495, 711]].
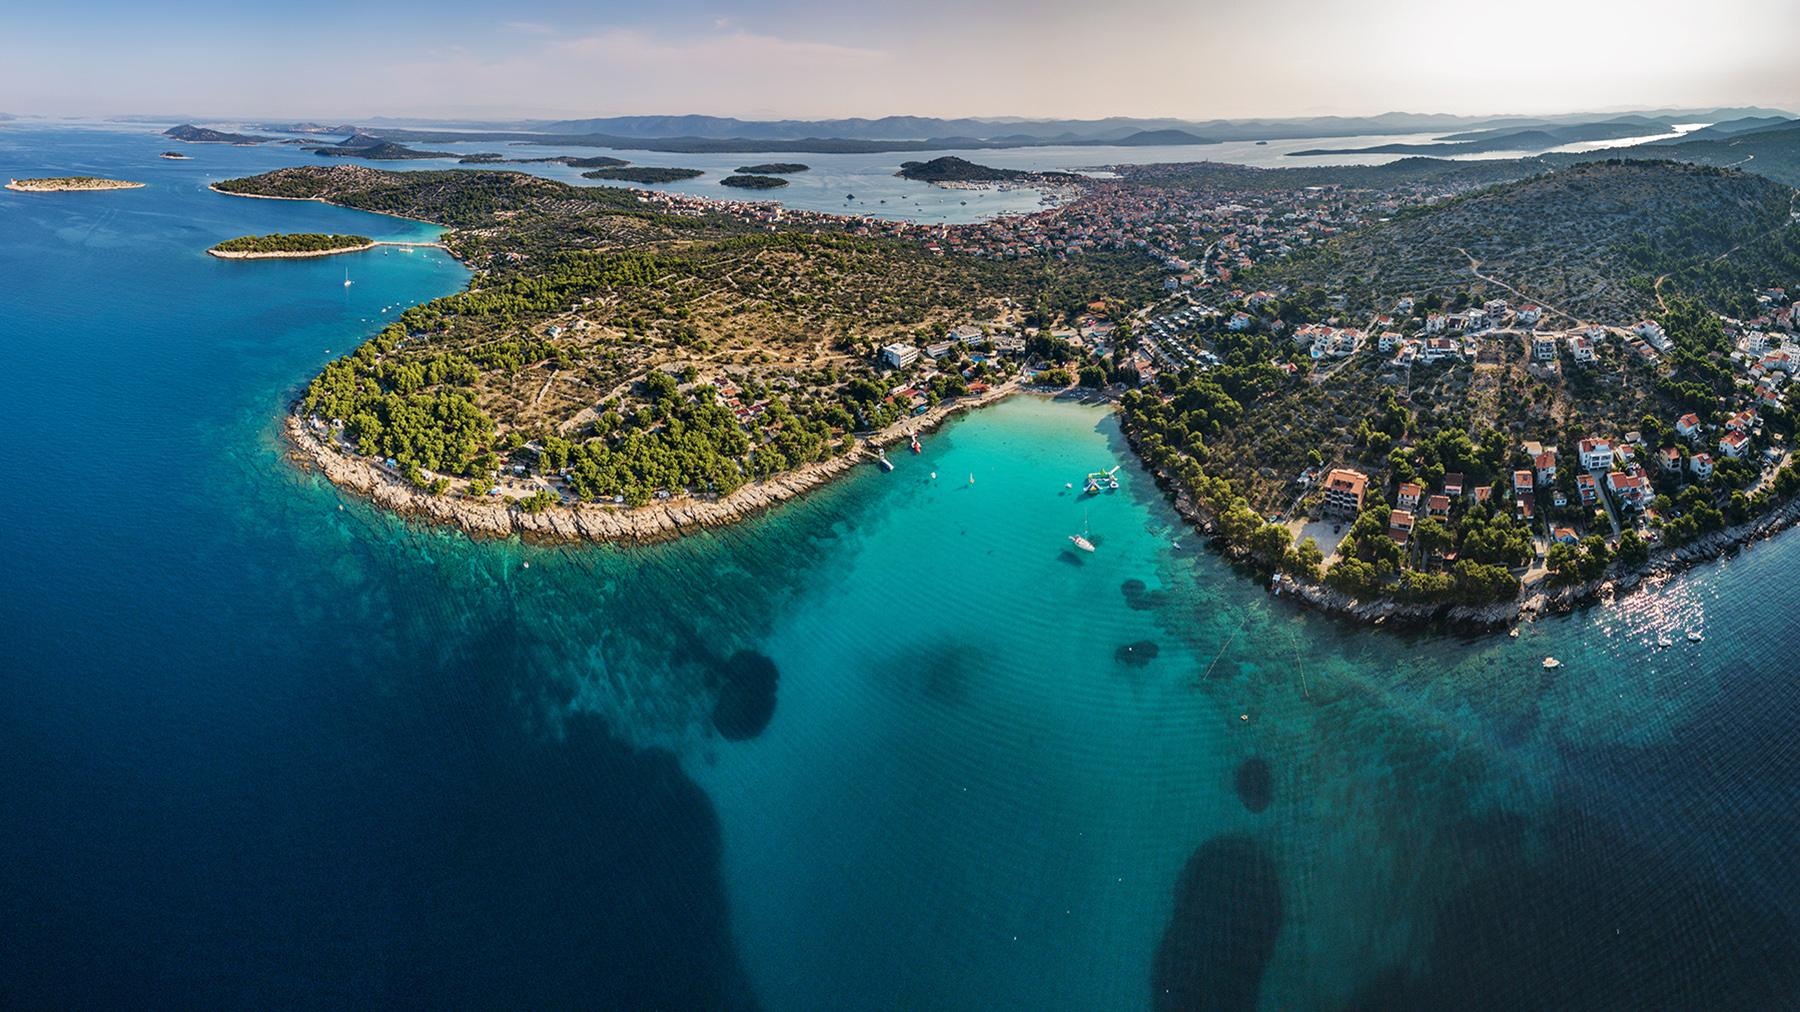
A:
[[1721, 430, 1751, 459], [1570, 337, 1595, 364], [1422, 337, 1460, 361], [1690, 452, 1715, 479], [1635, 320, 1671, 350], [1675, 413, 1703, 440], [881, 343, 920, 368], [1517, 305, 1542, 326], [1579, 438, 1615, 471], [1534, 335, 1558, 361], [1424, 313, 1447, 334]]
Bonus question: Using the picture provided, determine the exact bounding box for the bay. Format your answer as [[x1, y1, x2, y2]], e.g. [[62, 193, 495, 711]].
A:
[[1, 124, 1795, 1010]]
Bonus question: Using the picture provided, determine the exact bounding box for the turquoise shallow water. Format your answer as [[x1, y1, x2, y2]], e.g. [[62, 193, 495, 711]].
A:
[[3, 124, 1798, 1010]]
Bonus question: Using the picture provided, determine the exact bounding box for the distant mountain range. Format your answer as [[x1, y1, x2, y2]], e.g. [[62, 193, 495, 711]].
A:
[[410, 107, 1795, 144], [149, 107, 1800, 167], [111, 106, 1752, 148]]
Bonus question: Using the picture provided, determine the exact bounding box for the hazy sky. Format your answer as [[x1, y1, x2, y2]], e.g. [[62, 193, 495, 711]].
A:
[[5, 0, 1797, 121]]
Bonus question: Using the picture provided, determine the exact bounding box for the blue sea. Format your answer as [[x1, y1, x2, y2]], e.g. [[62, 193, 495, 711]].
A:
[[3, 123, 1797, 1011]]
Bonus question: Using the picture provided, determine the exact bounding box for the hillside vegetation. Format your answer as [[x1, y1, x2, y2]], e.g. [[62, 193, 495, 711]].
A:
[[220, 164, 1165, 504], [211, 232, 371, 253], [1253, 161, 1799, 322]]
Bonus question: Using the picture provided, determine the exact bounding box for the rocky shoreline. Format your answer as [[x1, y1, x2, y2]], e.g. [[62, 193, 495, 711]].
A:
[[1125, 417, 1800, 632], [7, 178, 145, 192], [285, 379, 1022, 545]]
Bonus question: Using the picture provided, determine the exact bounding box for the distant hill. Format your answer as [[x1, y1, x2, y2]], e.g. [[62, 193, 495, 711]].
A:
[[1112, 129, 1217, 146], [1290, 119, 1679, 158], [1251, 161, 1798, 323], [1601, 122, 1800, 188], [164, 124, 274, 144], [1648, 116, 1795, 143]]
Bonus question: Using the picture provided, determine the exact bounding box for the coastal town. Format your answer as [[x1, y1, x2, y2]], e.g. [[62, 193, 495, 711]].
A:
[[213, 155, 1800, 620]]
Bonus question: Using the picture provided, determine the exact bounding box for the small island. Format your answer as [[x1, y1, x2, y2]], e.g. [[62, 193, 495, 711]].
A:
[[6, 176, 145, 192], [896, 156, 1084, 184], [307, 141, 458, 161], [720, 175, 789, 190], [158, 151, 192, 160], [582, 166, 705, 184], [208, 232, 374, 259], [735, 163, 810, 174]]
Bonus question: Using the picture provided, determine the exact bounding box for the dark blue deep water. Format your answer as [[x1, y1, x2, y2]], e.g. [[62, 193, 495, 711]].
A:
[[3, 124, 1798, 1011]]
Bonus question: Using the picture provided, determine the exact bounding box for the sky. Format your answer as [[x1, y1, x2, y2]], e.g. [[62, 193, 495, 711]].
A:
[[3, 0, 1797, 123]]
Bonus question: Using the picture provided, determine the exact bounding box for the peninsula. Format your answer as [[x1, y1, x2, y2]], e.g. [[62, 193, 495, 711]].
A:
[[6, 176, 144, 192], [208, 232, 374, 258], [230, 145, 1800, 623], [214, 163, 1152, 541]]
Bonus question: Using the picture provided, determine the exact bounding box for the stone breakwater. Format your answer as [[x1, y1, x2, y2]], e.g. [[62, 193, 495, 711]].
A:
[[285, 379, 1020, 544]]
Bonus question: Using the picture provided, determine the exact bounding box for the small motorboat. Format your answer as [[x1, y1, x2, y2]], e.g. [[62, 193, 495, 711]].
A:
[[1687, 631, 1704, 643], [1542, 657, 1562, 670]]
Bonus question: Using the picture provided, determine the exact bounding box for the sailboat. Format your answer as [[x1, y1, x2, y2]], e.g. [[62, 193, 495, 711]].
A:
[[1069, 510, 1095, 553], [343, 267, 353, 288]]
